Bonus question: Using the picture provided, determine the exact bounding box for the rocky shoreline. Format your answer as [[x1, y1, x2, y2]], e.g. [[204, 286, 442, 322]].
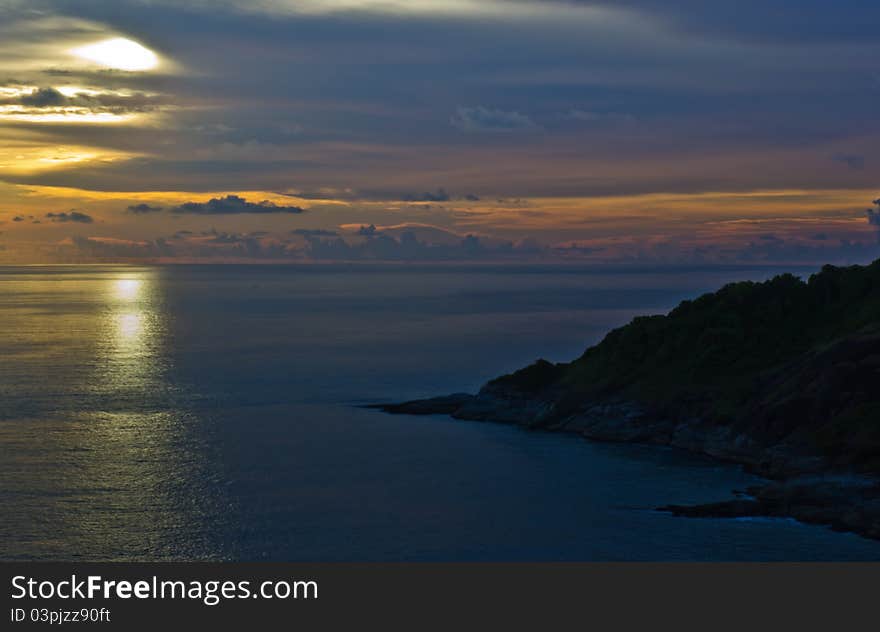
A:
[[659, 476, 880, 539], [375, 261, 880, 542], [373, 389, 880, 541]]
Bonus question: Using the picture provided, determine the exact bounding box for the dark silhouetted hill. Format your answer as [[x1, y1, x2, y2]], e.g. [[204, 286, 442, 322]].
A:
[[379, 259, 880, 538]]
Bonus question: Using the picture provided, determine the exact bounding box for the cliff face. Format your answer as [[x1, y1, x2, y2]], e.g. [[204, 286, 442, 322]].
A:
[[378, 259, 880, 539]]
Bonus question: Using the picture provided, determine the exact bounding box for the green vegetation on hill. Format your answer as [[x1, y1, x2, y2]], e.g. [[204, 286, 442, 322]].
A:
[[489, 259, 880, 471]]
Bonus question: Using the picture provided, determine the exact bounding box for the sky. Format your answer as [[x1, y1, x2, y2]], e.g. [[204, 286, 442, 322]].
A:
[[0, 0, 878, 264]]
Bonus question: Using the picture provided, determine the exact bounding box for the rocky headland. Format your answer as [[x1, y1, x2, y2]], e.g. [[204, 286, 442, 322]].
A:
[[376, 260, 880, 540]]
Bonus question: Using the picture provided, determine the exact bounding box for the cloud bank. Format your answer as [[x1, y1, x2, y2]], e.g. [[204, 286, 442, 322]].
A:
[[171, 195, 305, 215], [46, 211, 93, 223]]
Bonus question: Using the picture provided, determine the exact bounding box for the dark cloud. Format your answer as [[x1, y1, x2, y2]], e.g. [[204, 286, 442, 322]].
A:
[[450, 106, 538, 133], [126, 203, 163, 214], [171, 195, 305, 215], [0, 85, 171, 119], [403, 189, 450, 202], [12, 216, 24, 222], [46, 211, 93, 224], [19, 87, 66, 107]]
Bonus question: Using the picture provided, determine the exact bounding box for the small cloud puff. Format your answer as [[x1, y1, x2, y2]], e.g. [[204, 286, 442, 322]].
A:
[[19, 87, 67, 107], [127, 203, 163, 214], [401, 189, 480, 202], [46, 211, 93, 223]]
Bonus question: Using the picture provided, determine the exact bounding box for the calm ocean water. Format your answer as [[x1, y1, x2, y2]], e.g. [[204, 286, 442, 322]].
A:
[[2, 263, 879, 561]]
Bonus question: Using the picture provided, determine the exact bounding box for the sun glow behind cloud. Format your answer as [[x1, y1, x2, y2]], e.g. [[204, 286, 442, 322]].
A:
[[0, 145, 138, 174], [71, 38, 159, 71], [0, 27, 167, 129]]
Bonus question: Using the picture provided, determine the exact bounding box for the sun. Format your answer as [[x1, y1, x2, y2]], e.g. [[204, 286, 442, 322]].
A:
[[72, 38, 159, 72]]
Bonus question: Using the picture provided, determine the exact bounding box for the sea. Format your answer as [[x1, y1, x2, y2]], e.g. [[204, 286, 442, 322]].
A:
[[2, 263, 879, 561]]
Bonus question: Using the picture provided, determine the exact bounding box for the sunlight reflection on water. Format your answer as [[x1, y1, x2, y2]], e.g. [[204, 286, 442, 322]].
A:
[[98, 271, 164, 391], [0, 266, 229, 560]]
